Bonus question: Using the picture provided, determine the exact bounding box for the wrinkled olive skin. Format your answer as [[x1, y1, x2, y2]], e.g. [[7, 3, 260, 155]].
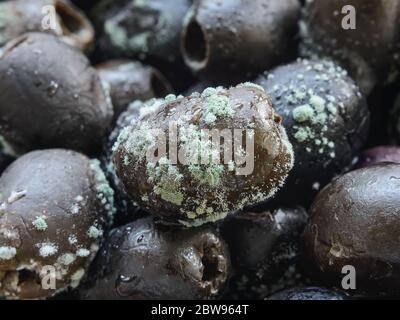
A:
[[181, 0, 300, 82], [0, 149, 112, 299], [221, 207, 308, 299], [301, 0, 400, 94], [0, 33, 113, 154], [0, 0, 94, 51], [304, 164, 400, 294], [96, 60, 171, 119], [81, 217, 231, 300], [112, 84, 294, 226], [267, 287, 348, 300], [256, 59, 369, 206], [356, 146, 400, 168]]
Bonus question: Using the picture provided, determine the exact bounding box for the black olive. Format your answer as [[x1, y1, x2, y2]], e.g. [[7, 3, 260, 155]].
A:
[[92, 0, 190, 65], [0, 0, 94, 52], [304, 163, 400, 294], [0, 32, 113, 154], [0, 149, 115, 299], [96, 60, 172, 119], [181, 0, 300, 83], [256, 59, 369, 206], [112, 84, 294, 226], [220, 207, 308, 299], [81, 217, 231, 300], [356, 146, 400, 169], [301, 0, 400, 94]]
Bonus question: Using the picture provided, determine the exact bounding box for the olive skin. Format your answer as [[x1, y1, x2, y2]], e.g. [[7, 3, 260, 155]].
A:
[[301, 0, 400, 94], [221, 207, 308, 273], [112, 84, 294, 226], [0, 139, 14, 175], [96, 60, 172, 119], [181, 0, 300, 82], [81, 217, 231, 300], [256, 59, 369, 206], [304, 164, 400, 294], [267, 287, 348, 300], [0, 0, 94, 52], [0, 150, 13, 174], [0, 33, 113, 154], [356, 146, 400, 168], [185, 81, 217, 96], [0, 149, 115, 299], [221, 207, 308, 299]]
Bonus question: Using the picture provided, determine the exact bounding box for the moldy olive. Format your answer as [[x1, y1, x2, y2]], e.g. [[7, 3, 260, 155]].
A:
[[112, 84, 294, 226], [256, 59, 369, 206], [0, 149, 115, 299], [301, 0, 400, 94]]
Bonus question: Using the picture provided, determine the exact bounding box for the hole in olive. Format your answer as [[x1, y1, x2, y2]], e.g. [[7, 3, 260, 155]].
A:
[[17, 269, 40, 286], [55, 1, 83, 35], [183, 20, 207, 64], [201, 247, 220, 282], [151, 72, 170, 98], [274, 114, 282, 124]]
